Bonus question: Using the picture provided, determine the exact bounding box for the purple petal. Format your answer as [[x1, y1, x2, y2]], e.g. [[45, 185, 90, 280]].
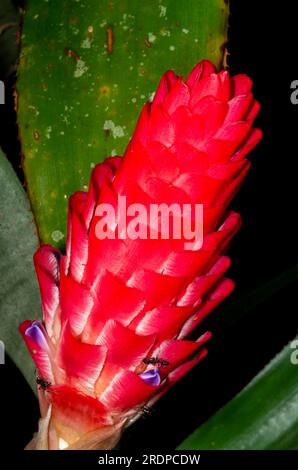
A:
[[25, 321, 49, 350], [139, 368, 161, 386]]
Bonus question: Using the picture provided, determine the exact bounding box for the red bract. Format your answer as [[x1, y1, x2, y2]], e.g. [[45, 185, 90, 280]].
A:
[[20, 60, 262, 450]]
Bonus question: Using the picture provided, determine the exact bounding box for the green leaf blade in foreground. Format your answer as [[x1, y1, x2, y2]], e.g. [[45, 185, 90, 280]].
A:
[[17, 0, 228, 248], [178, 336, 298, 450], [0, 150, 41, 391]]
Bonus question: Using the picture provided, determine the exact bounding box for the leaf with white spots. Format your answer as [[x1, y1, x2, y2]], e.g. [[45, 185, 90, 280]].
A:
[[17, 0, 228, 248]]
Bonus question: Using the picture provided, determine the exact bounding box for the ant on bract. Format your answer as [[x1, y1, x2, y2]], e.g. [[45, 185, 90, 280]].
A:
[[140, 405, 153, 419], [36, 376, 51, 390], [143, 357, 170, 367]]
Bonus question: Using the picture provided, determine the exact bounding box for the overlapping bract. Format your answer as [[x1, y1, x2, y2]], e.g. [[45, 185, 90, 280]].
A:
[[20, 60, 261, 449]]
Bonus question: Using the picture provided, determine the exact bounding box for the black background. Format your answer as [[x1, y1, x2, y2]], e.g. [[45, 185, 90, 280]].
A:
[[0, 0, 298, 451]]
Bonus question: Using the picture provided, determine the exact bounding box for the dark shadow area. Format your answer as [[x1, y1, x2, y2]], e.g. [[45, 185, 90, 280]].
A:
[[0, 355, 39, 449]]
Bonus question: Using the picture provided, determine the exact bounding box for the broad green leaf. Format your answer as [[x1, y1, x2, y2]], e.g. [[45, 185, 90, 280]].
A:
[[178, 335, 298, 450], [0, 150, 41, 391], [17, 0, 228, 248]]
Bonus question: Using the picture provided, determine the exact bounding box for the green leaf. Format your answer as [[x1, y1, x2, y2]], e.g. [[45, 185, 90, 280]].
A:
[[17, 0, 228, 248], [0, 149, 41, 391], [178, 336, 298, 450]]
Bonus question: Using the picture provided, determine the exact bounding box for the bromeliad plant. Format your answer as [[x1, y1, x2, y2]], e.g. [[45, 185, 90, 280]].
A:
[[20, 59, 261, 450]]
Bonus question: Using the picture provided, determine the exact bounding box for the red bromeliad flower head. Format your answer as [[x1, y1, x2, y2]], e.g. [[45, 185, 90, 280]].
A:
[[20, 60, 262, 450]]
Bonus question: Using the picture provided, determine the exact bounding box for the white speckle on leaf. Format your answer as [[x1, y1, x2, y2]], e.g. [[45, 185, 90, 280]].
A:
[[74, 59, 88, 78], [51, 230, 64, 242], [100, 20, 107, 28], [28, 105, 39, 116], [160, 29, 170, 37], [131, 97, 137, 103], [182, 28, 189, 34], [111, 149, 117, 156], [62, 116, 70, 125], [103, 120, 125, 138], [81, 37, 92, 49], [34, 14, 39, 20], [45, 126, 52, 139], [60, 131, 65, 135], [148, 32, 156, 43], [169, 45, 175, 51], [159, 5, 167, 17], [90, 162, 95, 168], [140, 94, 145, 99]]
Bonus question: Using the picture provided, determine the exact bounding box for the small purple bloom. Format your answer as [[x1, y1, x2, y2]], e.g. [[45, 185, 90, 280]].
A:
[[139, 368, 161, 386], [25, 321, 49, 350]]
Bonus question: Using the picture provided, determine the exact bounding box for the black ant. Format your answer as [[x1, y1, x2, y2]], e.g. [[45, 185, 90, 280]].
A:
[[143, 357, 170, 367], [141, 405, 152, 418], [36, 376, 51, 390]]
